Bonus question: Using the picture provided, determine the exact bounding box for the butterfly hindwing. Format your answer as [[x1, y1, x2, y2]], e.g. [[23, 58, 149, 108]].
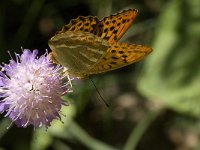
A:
[[48, 31, 109, 77], [93, 9, 138, 43], [59, 16, 99, 33], [87, 42, 152, 74]]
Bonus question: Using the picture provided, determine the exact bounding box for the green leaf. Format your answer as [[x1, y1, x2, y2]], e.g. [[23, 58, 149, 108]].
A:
[[137, 0, 200, 117]]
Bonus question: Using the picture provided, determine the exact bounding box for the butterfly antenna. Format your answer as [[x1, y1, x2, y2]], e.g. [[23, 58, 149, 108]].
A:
[[89, 77, 110, 108]]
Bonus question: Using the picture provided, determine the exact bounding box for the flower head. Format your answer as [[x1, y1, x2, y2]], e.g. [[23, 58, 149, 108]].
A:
[[0, 49, 71, 128]]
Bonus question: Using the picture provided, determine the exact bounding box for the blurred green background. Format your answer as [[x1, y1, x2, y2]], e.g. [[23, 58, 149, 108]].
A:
[[0, 0, 200, 150]]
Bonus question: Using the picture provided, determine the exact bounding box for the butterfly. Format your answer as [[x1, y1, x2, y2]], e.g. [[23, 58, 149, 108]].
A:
[[48, 9, 152, 79]]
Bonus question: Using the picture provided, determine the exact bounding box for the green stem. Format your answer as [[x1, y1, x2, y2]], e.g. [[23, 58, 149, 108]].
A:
[[12, 0, 45, 47], [53, 140, 72, 150], [123, 109, 160, 150], [0, 119, 12, 140], [68, 120, 117, 150], [0, 5, 6, 49]]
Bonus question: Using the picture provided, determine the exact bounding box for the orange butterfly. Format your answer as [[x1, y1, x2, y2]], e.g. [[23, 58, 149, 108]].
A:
[[48, 9, 152, 78]]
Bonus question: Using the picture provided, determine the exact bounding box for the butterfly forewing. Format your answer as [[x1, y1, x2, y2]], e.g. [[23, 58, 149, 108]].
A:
[[59, 16, 99, 33], [87, 42, 152, 74], [93, 9, 138, 43]]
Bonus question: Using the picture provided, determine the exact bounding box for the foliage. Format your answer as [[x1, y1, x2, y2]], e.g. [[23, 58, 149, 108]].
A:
[[0, 0, 200, 150]]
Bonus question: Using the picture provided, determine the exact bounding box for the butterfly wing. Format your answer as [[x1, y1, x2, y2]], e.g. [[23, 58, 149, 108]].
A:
[[93, 9, 138, 43], [58, 16, 99, 33], [48, 31, 109, 78], [48, 9, 152, 78], [87, 42, 152, 74]]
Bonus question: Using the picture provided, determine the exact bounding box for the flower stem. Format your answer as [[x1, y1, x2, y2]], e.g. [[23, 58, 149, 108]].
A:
[[68, 120, 117, 150], [0, 119, 12, 140], [12, 0, 45, 47], [123, 109, 160, 150]]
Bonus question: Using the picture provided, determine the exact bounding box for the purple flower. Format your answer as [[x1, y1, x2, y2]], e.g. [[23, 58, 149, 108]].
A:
[[0, 49, 71, 128]]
